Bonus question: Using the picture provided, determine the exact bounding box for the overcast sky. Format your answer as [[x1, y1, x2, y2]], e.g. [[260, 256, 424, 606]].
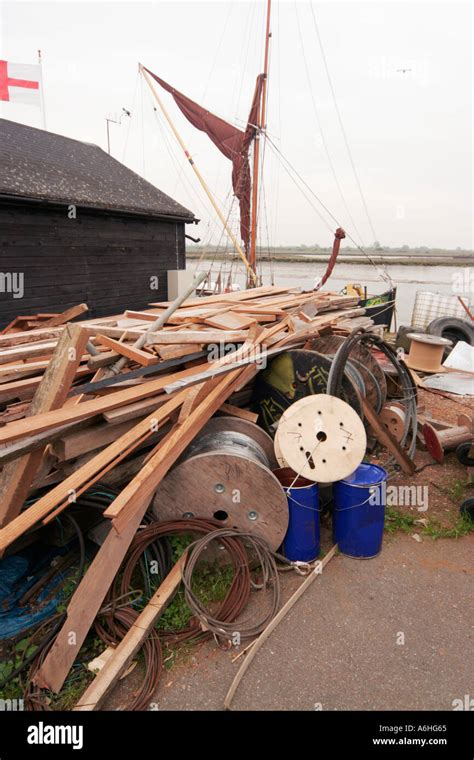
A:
[[1, 0, 472, 250]]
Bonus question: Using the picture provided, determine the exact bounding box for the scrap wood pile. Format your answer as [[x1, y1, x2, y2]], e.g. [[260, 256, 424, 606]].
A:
[[0, 284, 367, 708]]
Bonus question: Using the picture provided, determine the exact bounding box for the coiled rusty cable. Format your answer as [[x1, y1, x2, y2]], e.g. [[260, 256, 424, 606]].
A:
[[182, 529, 281, 643], [102, 518, 253, 646]]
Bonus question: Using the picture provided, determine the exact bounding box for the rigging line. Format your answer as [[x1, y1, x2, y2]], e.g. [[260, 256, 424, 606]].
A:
[[266, 136, 343, 235], [122, 70, 139, 163], [235, 0, 258, 118], [140, 72, 146, 178], [201, 0, 235, 102], [309, 0, 378, 244], [266, 135, 392, 284], [294, 1, 366, 247], [258, 134, 273, 281], [148, 93, 210, 224]]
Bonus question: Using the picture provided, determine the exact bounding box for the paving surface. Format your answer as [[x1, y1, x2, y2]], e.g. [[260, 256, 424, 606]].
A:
[[152, 533, 474, 711]]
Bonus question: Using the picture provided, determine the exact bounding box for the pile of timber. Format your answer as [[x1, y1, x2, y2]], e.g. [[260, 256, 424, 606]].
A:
[[0, 285, 363, 694]]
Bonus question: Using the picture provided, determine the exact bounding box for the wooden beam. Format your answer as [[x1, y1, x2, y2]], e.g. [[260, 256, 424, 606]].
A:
[[34, 366, 248, 693], [361, 397, 416, 475], [0, 340, 58, 365], [73, 553, 187, 710], [0, 392, 186, 555], [95, 335, 159, 367], [144, 329, 248, 345], [39, 303, 89, 328], [219, 403, 258, 423], [0, 324, 90, 527], [224, 545, 337, 709], [0, 365, 92, 404], [0, 361, 209, 445], [33, 490, 152, 693]]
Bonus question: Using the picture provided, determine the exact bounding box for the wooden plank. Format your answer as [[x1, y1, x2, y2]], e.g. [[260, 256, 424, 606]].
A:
[[155, 343, 202, 361], [361, 397, 416, 475], [51, 418, 142, 461], [219, 403, 258, 423], [0, 324, 90, 527], [34, 365, 250, 693], [103, 367, 249, 525], [0, 360, 50, 378], [0, 328, 65, 349], [0, 365, 92, 404], [102, 395, 170, 424], [0, 340, 58, 365], [148, 284, 293, 308], [145, 329, 248, 345], [0, 361, 210, 445], [224, 545, 337, 709], [39, 303, 89, 328], [0, 419, 92, 466], [95, 334, 159, 367], [33, 491, 152, 693], [0, 392, 186, 555], [73, 553, 187, 711], [203, 311, 256, 330]]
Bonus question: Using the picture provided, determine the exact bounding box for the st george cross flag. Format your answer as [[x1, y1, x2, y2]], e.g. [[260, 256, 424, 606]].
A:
[[0, 60, 41, 107]]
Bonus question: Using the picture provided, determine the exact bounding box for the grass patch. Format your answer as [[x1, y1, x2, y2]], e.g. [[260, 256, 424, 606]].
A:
[[131, 534, 235, 634], [385, 506, 474, 539], [384, 507, 416, 534]]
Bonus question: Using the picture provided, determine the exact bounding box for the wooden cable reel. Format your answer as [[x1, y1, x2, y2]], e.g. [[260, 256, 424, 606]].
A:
[[274, 394, 367, 483], [405, 333, 453, 373], [380, 403, 407, 443], [152, 419, 288, 550]]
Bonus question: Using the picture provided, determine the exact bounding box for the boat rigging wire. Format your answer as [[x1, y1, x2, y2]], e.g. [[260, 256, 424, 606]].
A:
[[309, 0, 378, 244], [265, 134, 393, 285], [294, 1, 366, 247]]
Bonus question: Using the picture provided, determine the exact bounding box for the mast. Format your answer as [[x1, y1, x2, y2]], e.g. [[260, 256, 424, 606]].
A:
[[248, 0, 272, 286]]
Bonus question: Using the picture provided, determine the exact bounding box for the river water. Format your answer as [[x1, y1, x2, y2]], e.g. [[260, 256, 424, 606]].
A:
[[192, 258, 471, 326]]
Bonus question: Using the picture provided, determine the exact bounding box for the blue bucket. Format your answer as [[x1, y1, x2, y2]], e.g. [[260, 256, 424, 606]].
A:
[[333, 463, 388, 559], [274, 467, 320, 561]]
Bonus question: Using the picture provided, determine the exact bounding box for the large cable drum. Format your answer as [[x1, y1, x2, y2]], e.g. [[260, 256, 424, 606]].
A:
[[152, 419, 288, 551], [306, 334, 387, 413], [252, 349, 363, 435]]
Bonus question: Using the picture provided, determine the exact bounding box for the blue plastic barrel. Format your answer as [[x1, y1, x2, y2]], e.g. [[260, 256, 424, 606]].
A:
[[274, 467, 320, 561], [333, 463, 388, 558]]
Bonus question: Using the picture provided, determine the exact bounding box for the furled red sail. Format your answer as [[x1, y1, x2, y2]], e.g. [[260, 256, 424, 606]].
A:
[[144, 67, 264, 251]]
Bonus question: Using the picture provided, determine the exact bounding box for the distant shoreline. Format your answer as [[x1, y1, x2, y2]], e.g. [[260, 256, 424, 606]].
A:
[[186, 251, 474, 266]]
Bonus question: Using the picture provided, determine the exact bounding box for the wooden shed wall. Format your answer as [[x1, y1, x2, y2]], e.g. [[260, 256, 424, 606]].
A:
[[0, 202, 186, 327]]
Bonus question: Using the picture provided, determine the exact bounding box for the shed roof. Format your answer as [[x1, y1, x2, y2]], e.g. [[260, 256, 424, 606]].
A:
[[0, 118, 195, 221]]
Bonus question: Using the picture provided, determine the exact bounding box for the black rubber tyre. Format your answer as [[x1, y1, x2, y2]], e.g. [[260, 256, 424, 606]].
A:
[[460, 497, 474, 520], [456, 441, 474, 467], [426, 316, 474, 350]]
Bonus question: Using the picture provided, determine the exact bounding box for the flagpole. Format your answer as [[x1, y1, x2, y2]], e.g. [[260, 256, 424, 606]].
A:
[[38, 49, 47, 130], [140, 64, 257, 286]]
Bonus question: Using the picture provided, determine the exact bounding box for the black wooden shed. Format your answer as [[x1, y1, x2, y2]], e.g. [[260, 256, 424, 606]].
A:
[[0, 118, 196, 327]]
